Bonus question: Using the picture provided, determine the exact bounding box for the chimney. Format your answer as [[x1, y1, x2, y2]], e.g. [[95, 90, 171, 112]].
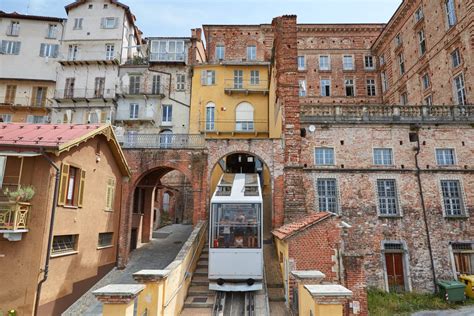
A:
[[191, 28, 202, 41]]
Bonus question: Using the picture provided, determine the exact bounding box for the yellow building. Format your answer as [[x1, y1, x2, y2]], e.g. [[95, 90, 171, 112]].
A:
[[189, 62, 272, 138]]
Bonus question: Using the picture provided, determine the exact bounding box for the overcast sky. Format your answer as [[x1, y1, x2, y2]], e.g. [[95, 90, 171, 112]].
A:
[[2, 0, 403, 37]]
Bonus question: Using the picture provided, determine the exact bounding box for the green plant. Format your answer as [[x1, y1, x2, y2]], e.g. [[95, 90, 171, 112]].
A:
[[3, 186, 35, 202]]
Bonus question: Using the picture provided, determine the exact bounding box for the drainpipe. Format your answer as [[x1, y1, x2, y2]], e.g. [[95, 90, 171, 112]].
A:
[[147, 69, 189, 108], [33, 153, 60, 316], [412, 129, 437, 292]]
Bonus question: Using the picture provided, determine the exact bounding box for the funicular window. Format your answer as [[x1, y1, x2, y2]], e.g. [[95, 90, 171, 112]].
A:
[[211, 203, 261, 249]]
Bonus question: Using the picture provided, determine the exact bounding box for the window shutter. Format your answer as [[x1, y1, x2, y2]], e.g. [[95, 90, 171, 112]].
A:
[[100, 111, 107, 123], [106, 178, 116, 210], [39, 43, 46, 57], [13, 42, 21, 55], [114, 18, 119, 28], [30, 88, 37, 107], [52, 45, 59, 58], [100, 18, 105, 28], [211, 71, 216, 84], [40, 88, 47, 106], [201, 70, 206, 85], [77, 169, 86, 207], [0, 41, 6, 54], [58, 163, 70, 206], [26, 115, 34, 123]]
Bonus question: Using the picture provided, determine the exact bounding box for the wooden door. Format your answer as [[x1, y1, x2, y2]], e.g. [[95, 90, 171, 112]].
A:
[[385, 253, 405, 293]]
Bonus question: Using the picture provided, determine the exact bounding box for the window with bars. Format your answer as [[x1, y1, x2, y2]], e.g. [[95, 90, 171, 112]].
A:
[[384, 242, 404, 251], [367, 79, 376, 96], [52, 235, 78, 255], [377, 179, 399, 216], [374, 148, 393, 166], [315, 148, 334, 165], [436, 148, 455, 165], [98, 233, 113, 248], [176, 74, 186, 91], [453, 73, 467, 105], [316, 178, 338, 213], [250, 70, 260, 85], [452, 243, 474, 275], [441, 180, 465, 217]]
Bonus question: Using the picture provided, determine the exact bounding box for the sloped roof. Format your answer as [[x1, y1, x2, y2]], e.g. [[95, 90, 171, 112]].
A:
[[0, 10, 65, 22], [0, 124, 130, 176], [272, 212, 333, 240]]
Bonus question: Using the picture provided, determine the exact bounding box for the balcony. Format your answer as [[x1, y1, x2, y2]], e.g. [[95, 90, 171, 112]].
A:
[[59, 52, 121, 66], [0, 96, 51, 108], [0, 202, 30, 241], [6, 25, 20, 36], [300, 104, 474, 124], [54, 88, 116, 103], [118, 133, 205, 149], [118, 85, 166, 99], [224, 79, 269, 95], [200, 119, 268, 137], [149, 52, 186, 63], [115, 105, 157, 123]]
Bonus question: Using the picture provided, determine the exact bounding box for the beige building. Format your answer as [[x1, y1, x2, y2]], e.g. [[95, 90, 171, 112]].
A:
[[0, 123, 130, 315], [0, 11, 65, 123]]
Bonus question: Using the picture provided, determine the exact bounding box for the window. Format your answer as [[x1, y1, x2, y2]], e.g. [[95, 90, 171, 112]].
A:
[[206, 103, 215, 131], [298, 80, 306, 97], [380, 54, 385, 66], [315, 148, 334, 165], [88, 4, 93, 9], [73, 18, 83, 30], [298, 56, 306, 70], [159, 129, 173, 148], [201, 70, 216, 86], [436, 148, 455, 165], [68, 45, 79, 61], [152, 75, 161, 95], [345, 79, 355, 97], [374, 148, 393, 166], [5, 85, 16, 104], [176, 74, 186, 91], [320, 79, 331, 97], [418, 29, 426, 56], [400, 92, 408, 106], [445, 0, 457, 27], [367, 79, 376, 96], [365, 56, 375, 69], [58, 164, 85, 207], [46, 24, 58, 39], [424, 95, 433, 106], [129, 75, 141, 94], [250, 70, 260, 85], [105, 44, 115, 60], [216, 45, 225, 60], [52, 235, 78, 255], [398, 53, 405, 75], [441, 180, 465, 216], [0, 156, 6, 188], [162, 104, 172, 123], [451, 49, 461, 68], [98, 232, 113, 248], [1, 40, 21, 55], [234, 70, 243, 89], [64, 78, 75, 98], [395, 33, 402, 47], [235, 102, 254, 131], [26, 115, 47, 124], [415, 7, 424, 22], [381, 72, 388, 92], [129, 103, 139, 119], [452, 243, 474, 275], [39, 43, 59, 58], [150, 40, 185, 62], [453, 73, 467, 105], [101, 17, 117, 29], [316, 178, 338, 213], [104, 4, 108, 9], [319, 55, 330, 70], [377, 179, 399, 216], [421, 73, 430, 90], [247, 45, 256, 60], [7, 21, 20, 36], [31, 87, 47, 107], [343, 55, 354, 70], [94, 77, 105, 98], [105, 178, 116, 211], [0, 114, 12, 123]]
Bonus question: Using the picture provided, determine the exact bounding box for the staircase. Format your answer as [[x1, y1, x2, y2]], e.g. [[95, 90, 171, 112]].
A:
[[180, 245, 215, 315]]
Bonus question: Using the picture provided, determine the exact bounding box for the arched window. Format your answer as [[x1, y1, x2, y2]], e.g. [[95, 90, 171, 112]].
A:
[[206, 102, 215, 131], [159, 129, 173, 148], [235, 102, 254, 131], [162, 192, 171, 213]]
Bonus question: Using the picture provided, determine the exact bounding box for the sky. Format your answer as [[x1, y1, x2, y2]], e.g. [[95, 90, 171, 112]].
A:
[[2, 0, 403, 37]]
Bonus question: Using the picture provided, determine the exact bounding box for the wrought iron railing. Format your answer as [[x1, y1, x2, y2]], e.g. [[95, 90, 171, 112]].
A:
[[118, 133, 205, 149], [199, 119, 268, 134], [54, 88, 116, 100], [0, 202, 30, 231], [301, 104, 474, 123], [224, 79, 269, 92]]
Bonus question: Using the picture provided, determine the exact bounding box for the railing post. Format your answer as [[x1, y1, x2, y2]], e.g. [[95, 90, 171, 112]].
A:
[[93, 284, 145, 316], [133, 270, 171, 316]]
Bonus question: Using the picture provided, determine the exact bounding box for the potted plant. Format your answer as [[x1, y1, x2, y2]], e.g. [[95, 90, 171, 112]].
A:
[[3, 186, 35, 203]]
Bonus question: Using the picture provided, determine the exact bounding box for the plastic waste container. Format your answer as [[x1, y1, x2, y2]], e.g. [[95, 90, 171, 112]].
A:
[[459, 275, 474, 299], [436, 280, 466, 302]]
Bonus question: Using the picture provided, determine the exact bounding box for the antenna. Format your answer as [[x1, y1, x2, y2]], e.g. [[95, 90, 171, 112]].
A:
[[26, 0, 31, 14]]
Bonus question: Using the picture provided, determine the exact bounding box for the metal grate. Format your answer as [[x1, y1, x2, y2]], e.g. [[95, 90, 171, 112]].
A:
[[52, 235, 77, 254], [98, 232, 113, 247], [384, 243, 403, 251], [452, 243, 473, 251], [193, 297, 208, 303]]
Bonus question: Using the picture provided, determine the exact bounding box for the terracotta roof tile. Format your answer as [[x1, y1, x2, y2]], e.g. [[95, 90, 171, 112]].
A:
[[272, 212, 333, 240]]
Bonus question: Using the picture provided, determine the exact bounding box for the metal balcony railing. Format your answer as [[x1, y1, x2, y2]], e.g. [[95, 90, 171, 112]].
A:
[[200, 120, 268, 134], [224, 79, 269, 93], [300, 104, 474, 123], [118, 133, 205, 149], [0, 202, 30, 231], [54, 88, 116, 100], [119, 85, 165, 96], [0, 95, 51, 107]]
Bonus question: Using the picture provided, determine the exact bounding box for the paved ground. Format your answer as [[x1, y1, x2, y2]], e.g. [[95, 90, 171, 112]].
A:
[[412, 306, 474, 316], [63, 224, 193, 316]]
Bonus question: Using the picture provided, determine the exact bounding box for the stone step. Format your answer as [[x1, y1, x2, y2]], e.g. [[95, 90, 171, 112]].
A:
[[180, 307, 213, 316], [184, 294, 215, 309], [268, 287, 286, 301], [199, 253, 209, 259], [191, 275, 209, 286], [188, 285, 212, 296], [194, 268, 208, 276]]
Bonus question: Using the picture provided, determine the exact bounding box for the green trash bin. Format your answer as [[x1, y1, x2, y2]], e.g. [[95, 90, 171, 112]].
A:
[[436, 280, 466, 302]]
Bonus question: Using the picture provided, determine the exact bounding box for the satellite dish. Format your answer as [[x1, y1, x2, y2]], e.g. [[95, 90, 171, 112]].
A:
[[308, 125, 316, 133]]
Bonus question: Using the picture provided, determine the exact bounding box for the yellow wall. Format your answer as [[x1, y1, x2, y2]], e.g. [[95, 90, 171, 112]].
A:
[[268, 64, 282, 138], [274, 237, 289, 301], [298, 283, 317, 316], [190, 64, 271, 138]]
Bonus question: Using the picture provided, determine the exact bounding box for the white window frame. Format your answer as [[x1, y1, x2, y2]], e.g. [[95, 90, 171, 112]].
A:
[[247, 45, 257, 61], [364, 55, 375, 70], [68, 45, 79, 61], [435, 148, 456, 166], [298, 80, 306, 97], [7, 21, 20, 36], [314, 147, 335, 166], [373, 148, 394, 166], [342, 55, 354, 71], [40, 43, 58, 58], [0, 114, 12, 123], [375, 178, 401, 217], [234, 70, 243, 89], [453, 73, 467, 105], [415, 7, 424, 22], [176, 74, 186, 91], [344, 79, 355, 97], [439, 178, 466, 217], [421, 73, 430, 90], [400, 92, 408, 106], [381, 72, 388, 93], [451, 49, 461, 68], [315, 177, 340, 214], [129, 103, 139, 119], [162, 104, 172, 123], [73, 18, 83, 30], [320, 79, 331, 97], [250, 70, 260, 85], [418, 29, 426, 56], [201, 70, 216, 86], [1, 40, 21, 55], [298, 56, 306, 70], [319, 55, 331, 71], [367, 79, 377, 96], [105, 44, 115, 60], [205, 103, 215, 131], [445, 0, 457, 28], [46, 24, 58, 39], [216, 45, 225, 60], [102, 17, 117, 29], [424, 95, 433, 106], [0, 156, 6, 189]]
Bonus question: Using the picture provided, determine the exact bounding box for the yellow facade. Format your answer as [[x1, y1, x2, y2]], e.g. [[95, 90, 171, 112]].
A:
[[190, 63, 281, 139], [275, 237, 289, 302]]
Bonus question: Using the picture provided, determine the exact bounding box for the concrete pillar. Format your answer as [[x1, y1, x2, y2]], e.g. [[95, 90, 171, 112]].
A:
[[93, 284, 145, 316], [142, 187, 155, 243], [133, 269, 171, 316]]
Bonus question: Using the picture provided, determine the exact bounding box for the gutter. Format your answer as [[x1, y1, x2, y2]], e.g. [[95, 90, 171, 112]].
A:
[[33, 152, 60, 316], [147, 69, 190, 108]]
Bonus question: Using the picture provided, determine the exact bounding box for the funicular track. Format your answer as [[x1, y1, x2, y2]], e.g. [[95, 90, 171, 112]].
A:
[[212, 291, 256, 316]]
